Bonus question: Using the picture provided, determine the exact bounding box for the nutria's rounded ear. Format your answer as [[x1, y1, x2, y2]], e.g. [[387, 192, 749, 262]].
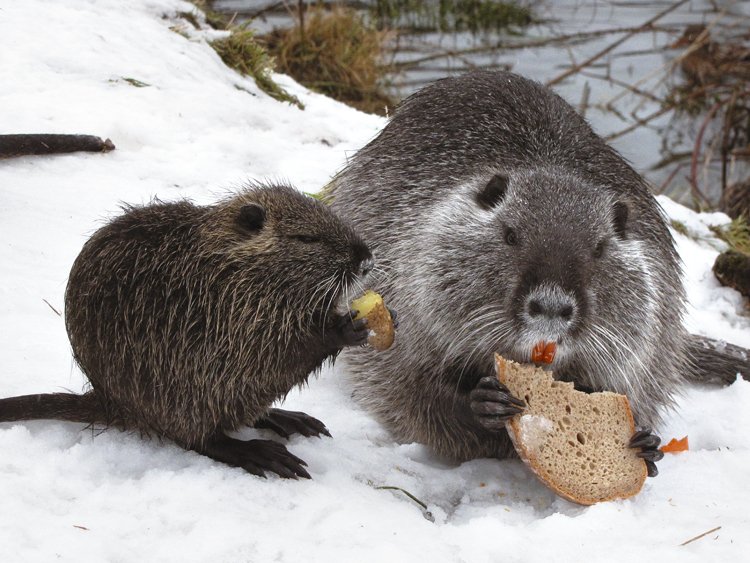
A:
[[477, 174, 509, 210], [237, 203, 266, 232], [613, 201, 628, 239]]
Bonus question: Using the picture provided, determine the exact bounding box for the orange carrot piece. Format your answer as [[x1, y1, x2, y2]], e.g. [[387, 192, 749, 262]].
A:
[[532, 341, 557, 364], [660, 436, 689, 453]]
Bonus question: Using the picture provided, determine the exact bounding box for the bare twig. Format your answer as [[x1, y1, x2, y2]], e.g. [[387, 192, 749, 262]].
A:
[[679, 525, 721, 546], [244, 1, 284, 20], [389, 24, 680, 71], [375, 485, 435, 522], [579, 70, 663, 104], [656, 160, 687, 194], [545, 0, 690, 87], [601, 9, 727, 108], [720, 89, 740, 208], [691, 100, 724, 207], [225, 11, 238, 29], [375, 485, 428, 509], [604, 105, 672, 141], [579, 81, 591, 117], [42, 299, 62, 317]]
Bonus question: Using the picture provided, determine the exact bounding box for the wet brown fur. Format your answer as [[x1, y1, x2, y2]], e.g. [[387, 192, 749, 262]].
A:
[[0, 183, 371, 474]]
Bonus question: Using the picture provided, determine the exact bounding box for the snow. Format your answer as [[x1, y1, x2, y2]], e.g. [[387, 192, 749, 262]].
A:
[[1, 1, 749, 561]]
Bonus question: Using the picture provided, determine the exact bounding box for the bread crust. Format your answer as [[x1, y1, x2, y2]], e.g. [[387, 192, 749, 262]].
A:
[[496, 354, 648, 505]]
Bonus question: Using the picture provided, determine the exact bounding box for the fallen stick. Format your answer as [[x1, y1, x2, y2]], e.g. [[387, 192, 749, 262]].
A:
[[0, 134, 115, 158], [679, 525, 722, 547]]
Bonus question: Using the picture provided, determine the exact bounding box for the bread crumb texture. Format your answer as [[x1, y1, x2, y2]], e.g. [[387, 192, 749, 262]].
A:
[[496, 354, 647, 505]]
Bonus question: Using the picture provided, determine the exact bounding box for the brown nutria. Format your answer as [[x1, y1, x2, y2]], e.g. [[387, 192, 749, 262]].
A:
[[328, 70, 750, 476], [0, 182, 374, 479]]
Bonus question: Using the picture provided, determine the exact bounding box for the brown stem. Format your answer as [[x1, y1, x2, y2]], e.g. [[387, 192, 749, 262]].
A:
[[656, 161, 687, 195], [388, 24, 680, 71], [603, 106, 672, 142], [691, 100, 724, 208], [545, 0, 690, 87]]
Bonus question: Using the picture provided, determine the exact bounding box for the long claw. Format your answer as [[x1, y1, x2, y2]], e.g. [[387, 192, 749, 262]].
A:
[[630, 434, 661, 450], [629, 428, 663, 478], [470, 375, 525, 432], [637, 448, 664, 462], [202, 436, 312, 479], [254, 408, 331, 439]]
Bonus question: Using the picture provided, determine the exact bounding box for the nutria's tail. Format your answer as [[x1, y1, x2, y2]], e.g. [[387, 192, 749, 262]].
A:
[[0, 392, 105, 424], [686, 334, 750, 385]]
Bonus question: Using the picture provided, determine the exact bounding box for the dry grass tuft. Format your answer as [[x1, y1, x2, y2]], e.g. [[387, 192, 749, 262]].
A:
[[211, 25, 303, 108], [262, 6, 394, 115], [711, 216, 750, 256]]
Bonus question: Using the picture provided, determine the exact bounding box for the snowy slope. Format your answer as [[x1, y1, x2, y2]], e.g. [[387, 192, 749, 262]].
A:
[[1, 1, 749, 561]]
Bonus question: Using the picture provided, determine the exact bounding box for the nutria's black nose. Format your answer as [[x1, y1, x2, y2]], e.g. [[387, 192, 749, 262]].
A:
[[360, 257, 374, 277], [526, 290, 577, 323], [352, 240, 373, 276]]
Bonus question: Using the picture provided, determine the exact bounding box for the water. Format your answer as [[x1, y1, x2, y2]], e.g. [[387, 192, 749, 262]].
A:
[[213, 0, 749, 203]]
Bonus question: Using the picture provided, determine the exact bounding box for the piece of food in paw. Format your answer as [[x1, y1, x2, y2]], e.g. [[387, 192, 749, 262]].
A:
[[351, 291, 395, 351], [495, 354, 647, 505]]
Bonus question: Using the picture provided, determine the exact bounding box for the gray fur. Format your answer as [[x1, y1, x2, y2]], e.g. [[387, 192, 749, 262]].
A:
[[329, 70, 749, 462]]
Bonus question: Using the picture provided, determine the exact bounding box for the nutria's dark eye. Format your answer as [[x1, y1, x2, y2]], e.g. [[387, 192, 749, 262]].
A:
[[477, 173, 509, 210], [292, 234, 320, 244], [504, 227, 517, 246], [613, 201, 628, 239], [593, 240, 606, 259], [237, 204, 265, 233]]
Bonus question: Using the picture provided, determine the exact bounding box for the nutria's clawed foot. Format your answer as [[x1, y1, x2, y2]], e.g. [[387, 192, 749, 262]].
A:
[[470, 375, 525, 432], [629, 427, 664, 478], [202, 435, 311, 479], [254, 408, 331, 438], [325, 311, 369, 350]]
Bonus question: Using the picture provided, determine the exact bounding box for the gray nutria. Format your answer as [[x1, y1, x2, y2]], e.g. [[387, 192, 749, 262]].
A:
[[328, 70, 750, 476], [0, 183, 374, 479]]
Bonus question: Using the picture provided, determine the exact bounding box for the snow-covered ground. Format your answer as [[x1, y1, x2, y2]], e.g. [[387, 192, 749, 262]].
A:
[[1, 1, 749, 561]]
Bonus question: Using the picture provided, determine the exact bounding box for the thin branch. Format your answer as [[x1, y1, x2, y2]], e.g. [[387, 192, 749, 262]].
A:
[[679, 526, 721, 546], [601, 9, 728, 108], [656, 160, 687, 194], [691, 100, 724, 207], [578, 70, 664, 104], [389, 24, 680, 71], [43, 299, 62, 317], [375, 485, 428, 509], [604, 105, 672, 141], [545, 0, 691, 87]]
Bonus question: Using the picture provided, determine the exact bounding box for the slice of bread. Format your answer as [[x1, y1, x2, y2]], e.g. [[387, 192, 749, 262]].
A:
[[495, 354, 647, 505]]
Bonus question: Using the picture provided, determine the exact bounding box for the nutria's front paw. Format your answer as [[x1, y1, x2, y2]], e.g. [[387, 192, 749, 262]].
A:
[[629, 427, 664, 478], [254, 408, 331, 438], [203, 436, 311, 479], [324, 310, 368, 351], [469, 375, 525, 432]]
